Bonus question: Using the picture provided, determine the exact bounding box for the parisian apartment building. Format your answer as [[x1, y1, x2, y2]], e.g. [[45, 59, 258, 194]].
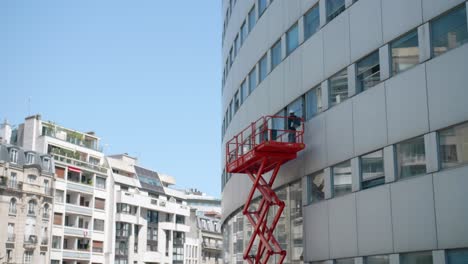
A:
[[221, 0, 468, 264], [0, 115, 216, 264]]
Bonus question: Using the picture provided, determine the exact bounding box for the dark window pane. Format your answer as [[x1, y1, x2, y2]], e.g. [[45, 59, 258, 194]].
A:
[[431, 5, 468, 57], [327, 0, 345, 22], [240, 21, 247, 44], [366, 255, 389, 264], [333, 160, 352, 197], [357, 51, 380, 92], [446, 248, 468, 264], [248, 7, 256, 32], [304, 5, 320, 40], [241, 80, 248, 103], [308, 171, 324, 204], [249, 68, 257, 93], [259, 54, 268, 83], [400, 251, 433, 264], [271, 40, 282, 70], [305, 86, 322, 120], [286, 24, 299, 55], [361, 150, 384, 189], [397, 136, 426, 179], [258, 0, 267, 17]]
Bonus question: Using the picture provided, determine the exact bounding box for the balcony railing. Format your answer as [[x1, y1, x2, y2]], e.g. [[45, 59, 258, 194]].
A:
[[52, 153, 107, 173]]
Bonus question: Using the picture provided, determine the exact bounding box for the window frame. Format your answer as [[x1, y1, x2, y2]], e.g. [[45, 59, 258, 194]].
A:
[[360, 150, 385, 190], [332, 160, 352, 197], [286, 23, 299, 55], [304, 4, 320, 41], [390, 29, 419, 76]]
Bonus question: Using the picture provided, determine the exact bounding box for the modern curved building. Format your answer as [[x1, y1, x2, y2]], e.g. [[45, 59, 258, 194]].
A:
[[221, 0, 468, 263]]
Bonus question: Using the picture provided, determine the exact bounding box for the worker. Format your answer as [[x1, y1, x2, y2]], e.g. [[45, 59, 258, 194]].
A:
[[287, 110, 301, 142]]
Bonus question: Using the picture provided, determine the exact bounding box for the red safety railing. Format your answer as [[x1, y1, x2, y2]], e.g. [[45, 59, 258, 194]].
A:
[[225, 115, 305, 264], [226, 115, 304, 167]]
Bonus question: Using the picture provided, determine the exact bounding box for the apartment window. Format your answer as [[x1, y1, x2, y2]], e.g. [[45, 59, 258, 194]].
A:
[[24, 251, 33, 263], [305, 85, 322, 120], [54, 213, 63, 225], [335, 258, 354, 264], [400, 251, 433, 264], [176, 215, 185, 224], [28, 200, 37, 215], [307, 171, 325, 204], [51, 260, 59, 264], [439, 121, 468, 169], [327, 0, 345, 22], [147, 210, 159, 224], [397, 136, 426, 179], [286, 23, 299, 55], [94, 219, 105, 231], [55, 166, 65, 179], [391, 30, 419, 75], [259, 54, 268, 83], [248, 67, 257, 93], [304, 4, 320, 40], [366, 255, 389, 264], [43, 203, 50, 218], [42, 157, 50, 171], [241, 80, 248, 103], [258, 0, 267, 17], [117, 203, 137, 215], [96, 176, 106, 189], [361, 150, 385, 189], [95, 198, 105, 210], [55, 190, 64, 203], [9, 198, 17, 215], [271, 39, 282, 70], [10, 149, 18, 163], [329, 68, 348, 106], [116, 222, 131, 237], [229, 47, 233, 67], [26, 152, 35, 164], [431, 5, 468, 57], [446, 248, 468, 264], [52, 236, 62, 249], [332, 160, 352, 197], [248, 6, 256, 32], [240, 21, 247, 44], [93, 241, 104, 253], [356, 51, 380, 92], [7, 223, 14, 242], [28, 174, 36, 183], [234, 91, 240, 113]]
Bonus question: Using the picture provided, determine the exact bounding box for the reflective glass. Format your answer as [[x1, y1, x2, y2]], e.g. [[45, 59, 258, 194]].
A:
[[327, 0, 345, 22], [240, 21, 247, 45], [361, 150, 384, 189], [397, 136, 426, 179], [333, 160, 352, 197], [258, 0, 267, 17], [439, 122, 468, 168], [248, 67, 257, 93], [400, 251, 433, 264], [357, 51, 380, 92], [391, 30, 419, 75], [248, 7, 256, 32], [431, 5, 468, 57], [241, 80, 248, 103], [286, 23, 299, 55], [304, 5, 320, 40], [259, 54, 268, 83], [305, 85, 322, 120], [446, 248, 468, 264], [336, 258, 355, 264], [271, 39, 282, 70], [366, 255, 389, 264], [308, 171, 325, 204], [329, 69, 348, 106]]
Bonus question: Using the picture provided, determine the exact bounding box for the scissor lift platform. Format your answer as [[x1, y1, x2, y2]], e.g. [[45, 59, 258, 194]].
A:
[[225, 115, 305, 264]]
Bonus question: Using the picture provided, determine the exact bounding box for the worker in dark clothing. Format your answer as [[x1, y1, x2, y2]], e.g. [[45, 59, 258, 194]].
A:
[[288, 110, 301, 142]]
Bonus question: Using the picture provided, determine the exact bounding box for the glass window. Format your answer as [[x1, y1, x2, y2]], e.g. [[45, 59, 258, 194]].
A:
[[366, 255, 389, 264], [333, 160, 352, 197], [26, 153, 35, 164], [241, 80, 248, 103], [431, 5, 468, 57], [234, 35, 239, 57], [361, 150, 385, 189], [400, 251, 433, 264], [94, 219, 105, 231], [229, 47, 233, 67], [307, 171, 325, 204], [258, 0, 267, 17], [335, 258, 355, 264], [248, 6, 256, 32], [329, 68, 348, 107], [271, 39, 282, 70], [234, 90, 240, 112], [259, 54, 268, 83], [391, 30, 419, 75], [28, 200, 36, 215], [9, 198, 17, 214], [304, 4, 320, 41], [439, 122, 468, 169], [305, 85, 322, 120], [96, 176, 106, 189], [286, 23, 299, 55], [240, 21, 247, 45], [52, 236, 62, 249], [327, 0, 346, 22], [356, 51, 380, 92], [287, 97, 304, 119], [95, 198, 105, 210], [446, 248, 468, 264], [397, 136, 426, 179], [248, 67, 257, 93], [24, 251, 33, 263], [9, 149, 18, 163]]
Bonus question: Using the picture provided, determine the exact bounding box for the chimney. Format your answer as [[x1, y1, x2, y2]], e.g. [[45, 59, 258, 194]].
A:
[[22, 114, 41, 151]]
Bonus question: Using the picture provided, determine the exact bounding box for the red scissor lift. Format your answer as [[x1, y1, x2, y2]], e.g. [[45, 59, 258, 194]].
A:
[[226, 116, 305, 264]]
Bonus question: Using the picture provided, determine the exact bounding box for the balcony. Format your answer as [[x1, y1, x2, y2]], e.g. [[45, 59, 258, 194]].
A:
[[66, 204, 93, 216], [62, 250, 91, 260], [24, 235, 38, 249], [52, 153, 107, 174], [202, 242, 222, 251], [0, 178, 23, 192], [64, 226, 93, 237], [42, 125, 102, 152]]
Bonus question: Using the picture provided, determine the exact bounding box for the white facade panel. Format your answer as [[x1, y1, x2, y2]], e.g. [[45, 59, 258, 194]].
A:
[[323, 10, 351, 77], [381, 0, 423, 43], [325, 100, 354, 165], [328, 194, 358, 258]]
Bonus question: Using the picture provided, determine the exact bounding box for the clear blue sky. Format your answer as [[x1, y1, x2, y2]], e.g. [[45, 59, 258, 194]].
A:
[[0, 1, 222, 197]]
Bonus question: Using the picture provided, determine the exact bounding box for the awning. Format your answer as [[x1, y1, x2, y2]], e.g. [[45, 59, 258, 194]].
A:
[[68, 166, 81, 173]]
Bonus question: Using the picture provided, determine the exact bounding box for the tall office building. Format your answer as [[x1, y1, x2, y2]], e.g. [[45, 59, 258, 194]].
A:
[[221, 0, 468, 263]]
